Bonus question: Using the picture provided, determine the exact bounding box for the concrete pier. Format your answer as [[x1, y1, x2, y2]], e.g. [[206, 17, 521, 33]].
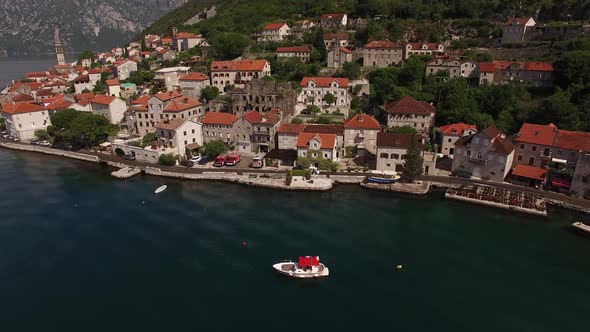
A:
[[111, 167, 141, 179]]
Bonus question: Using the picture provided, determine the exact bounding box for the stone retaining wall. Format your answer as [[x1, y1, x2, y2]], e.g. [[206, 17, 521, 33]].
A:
[[0, 142, 99, 163]]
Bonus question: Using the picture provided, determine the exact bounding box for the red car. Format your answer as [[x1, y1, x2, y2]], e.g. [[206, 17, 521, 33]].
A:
[[224, 152, 241, 166], [213, 155, 227, 167]]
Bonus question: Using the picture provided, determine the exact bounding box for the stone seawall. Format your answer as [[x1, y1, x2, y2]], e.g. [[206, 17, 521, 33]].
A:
[[0, 142, 100, 163]]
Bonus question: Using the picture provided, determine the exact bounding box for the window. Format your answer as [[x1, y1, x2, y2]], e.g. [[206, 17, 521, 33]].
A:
[[467, 150, 471, 157], [183, 131, 187, 136], [448, 138, 452, 142], [380, 153, 388, 159], [517, 155, 523, 161], [520, 144, 524, 149], [477, 152, 482, 159], [393, 154, 400, 159], [532, 145, 537, 152]]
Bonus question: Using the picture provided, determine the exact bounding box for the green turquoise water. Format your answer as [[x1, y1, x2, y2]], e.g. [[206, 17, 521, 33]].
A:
[[1, 149, 590, 331]]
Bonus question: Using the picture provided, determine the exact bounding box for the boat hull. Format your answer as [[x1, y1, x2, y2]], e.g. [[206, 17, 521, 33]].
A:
[[273, 262, 329, 278], [367, 177, 397, 184], [155, 185, 167, 194]]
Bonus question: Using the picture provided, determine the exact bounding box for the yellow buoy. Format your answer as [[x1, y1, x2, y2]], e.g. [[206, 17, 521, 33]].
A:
[[396, 265, 403, 269]]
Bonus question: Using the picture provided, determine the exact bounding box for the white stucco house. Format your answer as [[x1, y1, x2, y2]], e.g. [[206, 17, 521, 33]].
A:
[[90, 95, 127, 124], [0, 102, 51, 141]]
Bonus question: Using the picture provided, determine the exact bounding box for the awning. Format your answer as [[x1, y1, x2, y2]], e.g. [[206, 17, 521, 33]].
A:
[[298, 256, 320, 267], [551, 158, 567, 164], [552, 179, 571, 188], [185, 143, 200, 150], [512, 164, 548, 181]]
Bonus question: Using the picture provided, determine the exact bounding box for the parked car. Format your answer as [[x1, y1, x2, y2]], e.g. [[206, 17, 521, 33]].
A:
[[39, 141, 51, 147], [179, 160, 195, 167], [31, 140, 39, 145], [451, 170, 472, 179], [123, 153, 136, 161], [213, 155, 227, 167], [224, 152, 241, 166], [189, 155, 202, 163], [0, 130, 7, 135], [10, 136, 19, 142], [251, 156, 263, 168], [198, 156, 209, 165], [1, 134, 9, 138]]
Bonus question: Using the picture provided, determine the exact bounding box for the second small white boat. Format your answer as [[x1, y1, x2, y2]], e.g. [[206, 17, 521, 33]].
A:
[[273, 256, 329, 279], [154, 185, 167, 194]]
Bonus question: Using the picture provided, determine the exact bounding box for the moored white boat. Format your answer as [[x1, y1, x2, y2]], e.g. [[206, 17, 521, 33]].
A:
[[571, 221, 590, 236], [273, 256, 329, 278], [154, 185, 167, 194]]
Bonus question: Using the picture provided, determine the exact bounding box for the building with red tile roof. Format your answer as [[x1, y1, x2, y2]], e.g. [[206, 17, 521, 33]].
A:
[[164, 96, 202, 113], [210, 60, 271, 91], [323, 33, 349, 49], [276, 46, 311, 62], [1, 102, 50, 141], [90, 95, 127, 124], [404, 42, 444, 60], [296, 132, 340, 161], [277, 123, 306, 150], [452, 126, 515, 181], [439, 122, 478, 156], [257, 23, 290, 42], [233, 110, 282, 153], [201, 112, 239, 144], [343, 114, 382, 155], [179, 72, 210, 81], [362, 40, 403, 67], [12, 94, 35, 103], [384, 96, 436, 133], [512, 164, 548, 181], [299, 77, 351, 114]]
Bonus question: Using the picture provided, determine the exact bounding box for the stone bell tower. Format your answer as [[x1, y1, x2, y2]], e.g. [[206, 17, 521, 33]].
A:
[[54, 28, 65, 66]]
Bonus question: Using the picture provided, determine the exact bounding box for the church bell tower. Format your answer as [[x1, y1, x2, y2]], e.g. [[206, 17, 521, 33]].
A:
[[54, 28, 65, 66]]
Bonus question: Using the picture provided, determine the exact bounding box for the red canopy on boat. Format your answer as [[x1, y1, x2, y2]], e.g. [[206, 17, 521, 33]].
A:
[[299, 256, 320, 267], [552, 179, 571, 188]]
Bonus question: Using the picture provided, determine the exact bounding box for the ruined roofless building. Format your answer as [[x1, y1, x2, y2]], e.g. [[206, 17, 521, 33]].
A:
[[230, 78, 296, 118]]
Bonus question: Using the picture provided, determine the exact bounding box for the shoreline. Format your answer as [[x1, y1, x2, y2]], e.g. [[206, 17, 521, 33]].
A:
[[2, 141, 589, 215]]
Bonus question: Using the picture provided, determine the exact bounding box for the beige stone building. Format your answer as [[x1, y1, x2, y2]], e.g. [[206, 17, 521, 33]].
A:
[[135, 92, 203, 136], [404, 43, 444, 60], [376, 133, 423, 173], [210, 59, 271, 92], [343, 114, 382, 155], [438, 122, 477, 156], [298, 77, 350, 114], [384, 95, 436, 133], [200, 111, 238, 144], [233, 110, 281, 154], [277, 123, 307, 150], [452, 126, 515, 181], [426, 57, 479, 79], [362, 40, 403, 67], [256, 23, 290, 42], [327, 46, 353, 68], [179, 72, 210, 100], [276, 46, 311, 63], [297, 132, 340, 161], [155, 118, 203, 156], [320, 13, 347, 28], [230, 78, 297, 117]]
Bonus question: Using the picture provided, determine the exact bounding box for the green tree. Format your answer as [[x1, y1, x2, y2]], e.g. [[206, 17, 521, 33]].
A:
[[34, 129, 50, 140], [323, 92, 336, 107], [202, 140, 229, 158], [93, 81, 105, 94], [316, 115, 332, 124], [47, 109, 115, 148], [142, 132, 157, 145], [554, 50, 590, 88], [403, 134, 424, 182], [530, 90, 581, 130], [77, 50, 94, 64], [0, 118, 5, 131], [388, 125, 417, 134], [291, 117, 304, 124], [159, 153, 177, 166], [211, 32, 250, 59], [342, 61, 361, 80], [200, 86, 220, 103]]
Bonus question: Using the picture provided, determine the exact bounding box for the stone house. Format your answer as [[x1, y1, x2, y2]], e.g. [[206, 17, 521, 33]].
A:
[[73, 75, 93, 94], [376, 133, 428, 173], [343, 114, 382, 155], [297, 132, 340, 161], [179, 72, 210, 100], [404, 43, 444, 60], [426, 57, 479, 79], [156, 48, 176, 62], [501, 17, 536, 44], [0, 102, 51, 141], [174, 32, 207, 51], [478, 61, 554, 87], [257, 23, 290, 42], [571, 153, 590, 198], [438, 122, 477, 156], [210, 59, 271, 92], [277, 123, 307, 150], [327, 46, 353, 68], [135, 92, 202, 136], [303, 124, 345, 157], [362, 40, 403, 67], [320, 13, 348, 27], [120, 83, 137, 99], [230, 78, 297, 118], [298, 77, 350, 115], [384, 95, 436, 133], [200, 111, 238, 145], [452, 126, 515, 181], [155, 118, 203, 156], [154, 66, 192, 92], [90, 95, 127, 124], [478, 61, 512, 85], [114, 60, 137, 81], [513, 123, 590, 169], [323, 33, 349, 49], [233, 110, 281, 154], [276, 46, 311, 63], [105, 79, 121, 97]]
